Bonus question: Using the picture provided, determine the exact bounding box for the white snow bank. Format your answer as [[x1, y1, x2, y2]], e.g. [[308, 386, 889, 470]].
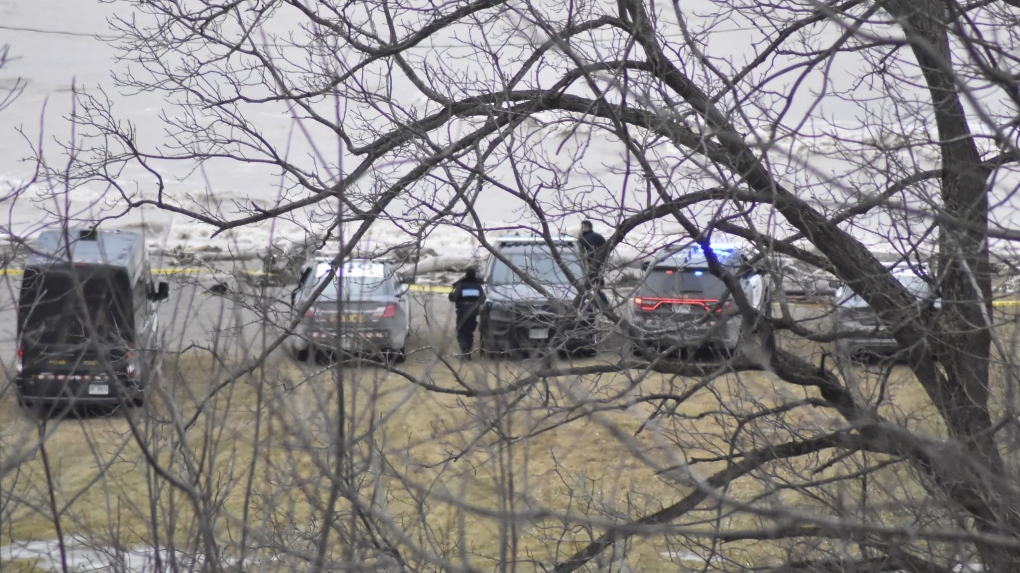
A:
[[0, 537, 237, 573]]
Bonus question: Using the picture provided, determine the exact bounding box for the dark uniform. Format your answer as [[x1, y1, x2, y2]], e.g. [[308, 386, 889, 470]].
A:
[[578, 223, 609, 305], [449, 269, 485, 356]]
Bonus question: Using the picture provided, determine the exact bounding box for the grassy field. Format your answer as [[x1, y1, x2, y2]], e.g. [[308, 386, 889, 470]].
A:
[[0, 303, 1015, 572]]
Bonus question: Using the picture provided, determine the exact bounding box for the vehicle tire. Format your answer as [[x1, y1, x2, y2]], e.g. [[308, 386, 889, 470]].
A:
[[480, 327, 500, 359], [570, 343, 598, 358], [129, 389, 147, 408], [294, 346, 310, 363], [385, 346, 407, 365], [628, 343, 641, 359]]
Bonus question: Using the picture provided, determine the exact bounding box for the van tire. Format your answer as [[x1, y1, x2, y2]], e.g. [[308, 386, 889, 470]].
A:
[[385, 347, 406, 365]]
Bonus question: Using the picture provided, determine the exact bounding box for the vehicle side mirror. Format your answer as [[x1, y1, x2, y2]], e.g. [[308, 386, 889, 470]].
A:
[[150, 281, 170, 302], [828, 280, 842, 289], [399, 275, 416, 285]]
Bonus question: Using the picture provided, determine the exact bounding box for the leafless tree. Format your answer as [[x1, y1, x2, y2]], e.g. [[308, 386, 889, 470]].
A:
[[0, 45, 25, 115], [3, 0, 1020, 572]]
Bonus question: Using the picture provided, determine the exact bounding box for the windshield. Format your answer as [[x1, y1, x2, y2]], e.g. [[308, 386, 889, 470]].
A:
[[310, 273, 394, 300], [636, 268, 728, 299], [18, 268, 134, 345], [489, 250, 584, 286], [838, 273, 931, 308]]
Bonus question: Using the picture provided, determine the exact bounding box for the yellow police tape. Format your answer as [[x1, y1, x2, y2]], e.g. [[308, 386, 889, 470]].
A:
[[0, 266, 456, 293], [5, 267, 1020, 303]]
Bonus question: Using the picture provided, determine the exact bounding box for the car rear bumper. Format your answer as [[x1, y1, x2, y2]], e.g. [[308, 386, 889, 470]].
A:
[[633, 319, 738, 350], [487, 318, 595, 350], [16, 374, 143, 405], [299, 329, 403, 353], [835, 336, 901, 357]]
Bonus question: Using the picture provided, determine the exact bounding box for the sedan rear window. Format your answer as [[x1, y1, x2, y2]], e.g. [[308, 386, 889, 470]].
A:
[[636, 268, 728, 299], [310, 274, 394, 300]]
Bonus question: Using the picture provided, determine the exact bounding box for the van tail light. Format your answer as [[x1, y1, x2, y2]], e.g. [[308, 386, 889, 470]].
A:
[[126, 344, 138, 379], [304, 308, 316, 318], [15, 345, 24, 375]]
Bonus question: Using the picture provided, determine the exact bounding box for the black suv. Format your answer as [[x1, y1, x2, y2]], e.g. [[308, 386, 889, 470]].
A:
[[478, 236, 600, 357]]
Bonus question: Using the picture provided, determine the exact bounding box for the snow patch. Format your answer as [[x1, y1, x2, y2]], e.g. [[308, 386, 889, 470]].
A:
[[659, 550, 708, 563], [0, 537, 238, 573]]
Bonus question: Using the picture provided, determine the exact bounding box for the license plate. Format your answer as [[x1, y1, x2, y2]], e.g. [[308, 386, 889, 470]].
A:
[[329, 313, 362, 323], [529, 328, 549, 340], [89, 384, 109, 395], [672, 304, 693, 314]]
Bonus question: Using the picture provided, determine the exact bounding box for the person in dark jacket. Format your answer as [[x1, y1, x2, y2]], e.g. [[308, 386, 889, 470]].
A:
[[449, 267, 485, 358], [578, 220, 609, 305]]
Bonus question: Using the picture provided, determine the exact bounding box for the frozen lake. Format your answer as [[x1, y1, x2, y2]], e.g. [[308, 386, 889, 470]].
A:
[[2, 0, 1019, 265]]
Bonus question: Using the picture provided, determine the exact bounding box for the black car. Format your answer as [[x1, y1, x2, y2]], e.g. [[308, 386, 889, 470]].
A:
[[479, 236, 600, 357]]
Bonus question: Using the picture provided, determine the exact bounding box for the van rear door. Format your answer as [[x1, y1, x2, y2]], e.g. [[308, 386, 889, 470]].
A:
[[18, 266, 135, 374]]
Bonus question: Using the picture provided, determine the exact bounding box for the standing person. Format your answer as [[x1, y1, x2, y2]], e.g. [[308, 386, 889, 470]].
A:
[[449, 267, 485, 359], [578, 220, 609, 305]]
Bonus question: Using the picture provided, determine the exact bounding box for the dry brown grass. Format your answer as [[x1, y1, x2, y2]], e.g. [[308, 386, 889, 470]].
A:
[[1, 306, 1017, 570]]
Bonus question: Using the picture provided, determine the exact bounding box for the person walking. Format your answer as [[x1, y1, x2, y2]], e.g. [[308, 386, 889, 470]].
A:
[[449, 267, 485, 359], [578, 220, 609, 305]]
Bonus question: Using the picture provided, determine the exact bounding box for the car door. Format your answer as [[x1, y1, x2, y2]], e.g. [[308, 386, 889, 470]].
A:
[[393, 273, 411, 336]]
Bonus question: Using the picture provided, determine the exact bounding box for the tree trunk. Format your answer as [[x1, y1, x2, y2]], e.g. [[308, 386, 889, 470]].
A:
[[881, 0, 1017, 568]]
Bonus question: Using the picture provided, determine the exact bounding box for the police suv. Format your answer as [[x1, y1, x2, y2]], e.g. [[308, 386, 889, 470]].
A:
[[626, 243, 770, 356]]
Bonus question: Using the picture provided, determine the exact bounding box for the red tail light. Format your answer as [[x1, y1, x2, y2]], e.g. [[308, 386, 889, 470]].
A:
[[15, 345, 24, 375], [633, 297, 724, 312], [634, 297, 661, 312], [382, 304, 396, 318], [304, 308, 315, 318]]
